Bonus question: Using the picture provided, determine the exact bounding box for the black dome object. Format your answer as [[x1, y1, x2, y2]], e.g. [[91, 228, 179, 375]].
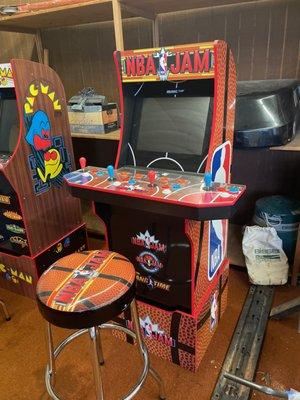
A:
[[234, 79, 300, 148]]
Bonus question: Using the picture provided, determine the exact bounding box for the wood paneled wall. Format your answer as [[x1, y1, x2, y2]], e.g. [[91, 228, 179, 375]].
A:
[[158, 0, 300, 81], [1, 0, 299, 102], [0, 0, 41, 61], [42, 19, 153, 102]]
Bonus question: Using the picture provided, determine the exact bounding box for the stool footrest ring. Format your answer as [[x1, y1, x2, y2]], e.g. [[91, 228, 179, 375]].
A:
[[45, 322, 166, 400]]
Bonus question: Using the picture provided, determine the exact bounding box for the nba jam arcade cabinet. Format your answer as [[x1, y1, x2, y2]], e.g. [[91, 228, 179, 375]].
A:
[[65, 41, 245, 371]]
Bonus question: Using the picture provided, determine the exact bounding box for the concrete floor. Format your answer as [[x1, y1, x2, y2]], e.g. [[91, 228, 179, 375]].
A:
[[0, 268, 299, 400]]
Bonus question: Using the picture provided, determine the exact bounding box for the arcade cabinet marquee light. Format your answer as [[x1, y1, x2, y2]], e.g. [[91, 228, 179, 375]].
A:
[[65, 41, 246, 372], [122, 45, 214, 79]]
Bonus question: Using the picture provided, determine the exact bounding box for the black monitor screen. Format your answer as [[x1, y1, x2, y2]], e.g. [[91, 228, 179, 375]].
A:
[[0, 92, 19, 154], [136, 97, 212, 155]]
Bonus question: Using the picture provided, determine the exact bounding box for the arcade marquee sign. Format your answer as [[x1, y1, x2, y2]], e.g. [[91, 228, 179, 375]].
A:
[[120, 43, 214, 82], [0, 63, 14, 88]]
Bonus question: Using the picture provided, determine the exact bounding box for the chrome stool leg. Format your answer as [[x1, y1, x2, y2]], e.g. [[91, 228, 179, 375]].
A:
[[148, 367, 166, 400], [130, 300, 166, 400], [46, 323, 56, 387], [97, 326, 105, 365], [44, 325, 165, 400], [45, 329, 87, 400], [89, 327, 105, 400], [43, 319, 166, 400], [99, 322, 152, 399], [0, 299, 10, 321]]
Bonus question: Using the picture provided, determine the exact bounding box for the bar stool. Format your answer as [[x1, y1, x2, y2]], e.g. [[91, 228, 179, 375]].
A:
[[0, 299, 10, 321], [36, 250, 166, 400]]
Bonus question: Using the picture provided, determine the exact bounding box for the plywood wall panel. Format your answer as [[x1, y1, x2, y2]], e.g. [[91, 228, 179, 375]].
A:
[[0, 32, 35, 62], [251, 4, 270, 80], [156, 11, 191, 45], [211, 8, 226, 44], [236, 5, 256, 80], [41, 19, 152, 101], [195, 9, 213, 44], [158, 0, 300, 82], [223, 6, 239, 64], [0, 0, 43, 61], [124, 18, 152, 49], [281, 0, 300, 78], [266, 2, 287, 79]]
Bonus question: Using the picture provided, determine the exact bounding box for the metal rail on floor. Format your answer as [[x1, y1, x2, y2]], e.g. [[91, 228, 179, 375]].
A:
[[224, 373, 289, 398], [211, 285, 275, 400], [270, 297, 300, 333]]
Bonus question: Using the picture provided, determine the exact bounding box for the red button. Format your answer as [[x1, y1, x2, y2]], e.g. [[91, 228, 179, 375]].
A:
[[148, 170, 156, 185], [176, 179, 187, 184]]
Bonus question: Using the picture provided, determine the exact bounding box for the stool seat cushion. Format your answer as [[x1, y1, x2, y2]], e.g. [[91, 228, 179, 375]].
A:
[[36, 250, 136, 329]]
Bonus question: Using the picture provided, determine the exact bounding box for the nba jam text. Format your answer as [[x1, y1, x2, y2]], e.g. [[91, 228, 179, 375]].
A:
[[126, 315, 176, 348], [123, 47, 214, 79], [131, 230, 167, 253], [132, 230, 166, 274]]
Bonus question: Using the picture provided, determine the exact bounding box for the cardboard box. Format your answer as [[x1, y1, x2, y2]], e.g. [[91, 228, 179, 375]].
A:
[[68, 103, 119, 134]]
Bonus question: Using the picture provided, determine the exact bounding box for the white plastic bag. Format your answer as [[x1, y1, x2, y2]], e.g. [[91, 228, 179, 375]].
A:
[[242, 226, 289, 285], [288, 389, 300, 400]]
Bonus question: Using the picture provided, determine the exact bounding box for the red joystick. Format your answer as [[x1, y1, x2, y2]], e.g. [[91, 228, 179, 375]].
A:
[[148, 170, 156, 186], [79, 157, 86, 170]]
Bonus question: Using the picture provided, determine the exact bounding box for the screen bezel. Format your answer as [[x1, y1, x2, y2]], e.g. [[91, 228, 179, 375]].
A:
[[0, 88, 19, 155], [120, 79, 214, 173], [135, 96, 212, 155]]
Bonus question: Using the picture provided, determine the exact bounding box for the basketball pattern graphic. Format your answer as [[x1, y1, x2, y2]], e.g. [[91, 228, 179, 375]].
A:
[[113, 268, 229, 372], [37, 250, 135, 312]]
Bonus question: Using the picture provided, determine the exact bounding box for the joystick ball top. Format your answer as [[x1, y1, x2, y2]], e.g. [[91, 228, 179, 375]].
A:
[[79, 157, 86, 169], [107, 165, 115, 180], [204, 171, 212, 188], [148, 170, 156, 185]]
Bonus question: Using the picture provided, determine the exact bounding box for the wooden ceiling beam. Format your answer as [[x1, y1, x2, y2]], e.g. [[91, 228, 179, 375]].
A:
[[0, 24, 36, 34]]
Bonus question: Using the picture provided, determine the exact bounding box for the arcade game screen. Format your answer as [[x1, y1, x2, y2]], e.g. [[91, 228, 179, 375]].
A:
[[130, 94, 213, 172], [0, 90, 19, 161], [137, 97, 211, 155]]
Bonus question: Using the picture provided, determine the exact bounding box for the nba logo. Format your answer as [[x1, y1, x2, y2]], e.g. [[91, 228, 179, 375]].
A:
[[208, 141, 231, 280], [208, 219, 227, 280], [211, 141, 231, 183], [210, 292, 218, 331]]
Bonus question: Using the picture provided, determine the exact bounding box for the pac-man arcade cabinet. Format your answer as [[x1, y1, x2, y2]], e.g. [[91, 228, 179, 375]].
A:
[[0, 60, 86, 298]]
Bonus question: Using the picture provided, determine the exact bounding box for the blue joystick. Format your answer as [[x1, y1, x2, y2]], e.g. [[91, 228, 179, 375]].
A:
[[172, 183, 181, 190], [228, 185, 239, 194], [107, 165, 115, 181], [204, 172, 213, 190]]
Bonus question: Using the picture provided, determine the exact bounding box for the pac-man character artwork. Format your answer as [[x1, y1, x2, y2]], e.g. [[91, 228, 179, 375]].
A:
[[24, 82, 72, 195], [25, 110, 51, 151]]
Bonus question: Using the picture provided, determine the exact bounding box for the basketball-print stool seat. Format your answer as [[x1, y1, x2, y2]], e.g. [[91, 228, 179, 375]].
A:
[[36, 250, 166, 400]]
